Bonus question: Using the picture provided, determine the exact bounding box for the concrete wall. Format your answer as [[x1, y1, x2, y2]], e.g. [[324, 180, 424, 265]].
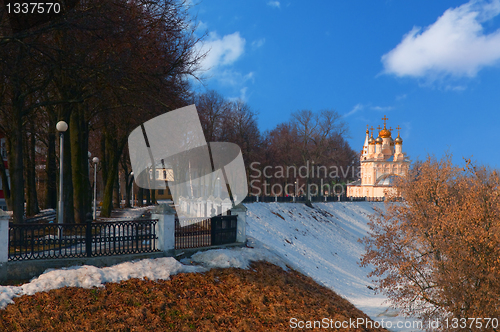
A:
[[0, 252, 165, 282]]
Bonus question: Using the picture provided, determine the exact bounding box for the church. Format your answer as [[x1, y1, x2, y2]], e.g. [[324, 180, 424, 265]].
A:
[[346, 116, 409, 199]]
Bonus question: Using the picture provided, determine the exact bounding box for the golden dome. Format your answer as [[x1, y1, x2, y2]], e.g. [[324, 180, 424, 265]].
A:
[[375, 136, 383, 144], [378, 115, 392, 138], [395, 125, 402, 144], [379, 128, 391, 138], [368, 136, 375, 145]]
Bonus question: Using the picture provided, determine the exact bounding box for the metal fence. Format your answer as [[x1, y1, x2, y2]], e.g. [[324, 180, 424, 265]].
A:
[[175, 215, 238, 249], [242, 195, 367, 203], [211, 215, 237, 246], [175, 218, 211, 249], [9, 219, 159, 261]]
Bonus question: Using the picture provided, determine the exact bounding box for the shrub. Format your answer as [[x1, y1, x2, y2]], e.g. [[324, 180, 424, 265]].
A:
[[361, 154, 500, 330]]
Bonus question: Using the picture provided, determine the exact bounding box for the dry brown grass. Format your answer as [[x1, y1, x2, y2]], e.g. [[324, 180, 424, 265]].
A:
[[0, 262, 386, 331]]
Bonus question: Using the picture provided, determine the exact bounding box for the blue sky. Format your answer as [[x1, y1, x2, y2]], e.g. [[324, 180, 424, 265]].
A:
[[190, 0, 500, 168]]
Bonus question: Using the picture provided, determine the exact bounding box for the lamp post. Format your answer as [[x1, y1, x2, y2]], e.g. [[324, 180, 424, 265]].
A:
[[217, 176, 220, 197], [92, 157, 99, 220], [130, 171, 134, 207], [56, 121, 68, 228]]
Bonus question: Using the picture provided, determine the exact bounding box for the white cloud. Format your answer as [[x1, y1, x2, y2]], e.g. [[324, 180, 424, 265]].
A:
[[197, 32, 246, 73], [371, 106, 394, 112], [382, 0, 500, 78], [344, 103, 363, 117], [228, 87, 249, 102], [252, 38, 266, 49], [196, 20, 208, 32], [194, 31, 253, 94], [267, 1, 280, 8], [217, 70, 254, 87]]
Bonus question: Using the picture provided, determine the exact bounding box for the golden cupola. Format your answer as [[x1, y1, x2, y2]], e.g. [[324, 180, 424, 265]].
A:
[[368, 126, 375, 144], [378, 115, 391, 138], [395, 125, 403, 144]]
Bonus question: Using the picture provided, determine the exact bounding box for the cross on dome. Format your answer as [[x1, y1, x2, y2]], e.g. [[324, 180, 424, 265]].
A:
[[378, 115, 391, 138], [381, 115, 389, 128]]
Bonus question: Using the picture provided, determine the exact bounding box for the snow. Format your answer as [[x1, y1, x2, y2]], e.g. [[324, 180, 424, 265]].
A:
[[0, 240, 286, 310], [0, 201, 422, 331], [0, 257, 204, 309], [244, 202, 421, 331], [185, 247, 289, 271]]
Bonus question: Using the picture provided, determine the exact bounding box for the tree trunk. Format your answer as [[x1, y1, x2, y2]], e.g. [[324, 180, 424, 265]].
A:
[[0, 151, 11, 211], [45, 112, 57, 209], [100, 150, 122, 217], [25, 121, 39, 216], [145, 188, 151, 205], [113, 171, 120, 208], [70, 108, 90, 223], [151, 189, 156, 205], [124, 174, 132, 208], [137, 187, 143, 207], [100, 133, 126, 217], [8, 117, 25, 223], [101, 165, 116, 217]]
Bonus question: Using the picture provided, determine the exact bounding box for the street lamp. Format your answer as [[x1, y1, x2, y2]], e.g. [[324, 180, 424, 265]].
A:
[[56, 121, 68, 228], [130, 171, 134, 207], [92, 157, 99, 220], [217, 176, 220, 197]]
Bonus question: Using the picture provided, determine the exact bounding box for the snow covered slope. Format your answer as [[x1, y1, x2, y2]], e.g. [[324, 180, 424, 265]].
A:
[[245, 202, 420, 331]]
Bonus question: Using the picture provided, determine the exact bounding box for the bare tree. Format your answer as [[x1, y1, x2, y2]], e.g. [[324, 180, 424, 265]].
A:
[[194, 90, 231, 142], [291, 109, 349, 202]]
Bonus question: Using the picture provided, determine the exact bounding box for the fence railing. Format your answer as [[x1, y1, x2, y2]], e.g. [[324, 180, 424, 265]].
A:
[[174, 218, 211, 249], [242, 195, 368, 203], [175, 215, 237, 250], [8, 219, 159, 261]]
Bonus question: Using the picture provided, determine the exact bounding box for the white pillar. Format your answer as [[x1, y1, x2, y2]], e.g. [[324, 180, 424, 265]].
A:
[[152, 204, 176, 254], [231, 204, 247, 244], [0, 210, 10, 263]]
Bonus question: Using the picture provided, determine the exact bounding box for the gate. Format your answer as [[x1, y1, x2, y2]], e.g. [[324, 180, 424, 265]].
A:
[[175, 215, 237, 249], [211, 215, 237, 246]]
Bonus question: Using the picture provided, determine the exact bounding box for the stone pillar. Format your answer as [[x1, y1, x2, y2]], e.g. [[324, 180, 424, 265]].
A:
[[0, 210, 10, 263], [151, 204, 176, 255], [231, 204, 247, 244]]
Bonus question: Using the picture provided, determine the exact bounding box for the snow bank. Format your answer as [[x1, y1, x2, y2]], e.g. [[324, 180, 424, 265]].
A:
[[244, 202, 419, 331], [0, 257, 204, 309], [186, 247, 288, 271], [0, 246, 284, 310]]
